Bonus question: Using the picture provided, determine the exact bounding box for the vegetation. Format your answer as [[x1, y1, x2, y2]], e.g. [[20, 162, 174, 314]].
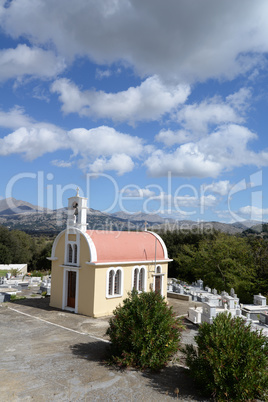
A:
[[183, 313, 268, 401], [10, 295, 26, 301], [159, 230, 268, 302], [0, 226, 53, 272], [106, 290, 184, 371]]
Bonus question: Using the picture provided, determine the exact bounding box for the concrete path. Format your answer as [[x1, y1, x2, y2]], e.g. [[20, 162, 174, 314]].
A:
[[0, 298, 207, 401]]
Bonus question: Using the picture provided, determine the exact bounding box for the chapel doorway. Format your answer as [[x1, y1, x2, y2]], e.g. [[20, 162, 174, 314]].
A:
[[67, 271, 76, 308]]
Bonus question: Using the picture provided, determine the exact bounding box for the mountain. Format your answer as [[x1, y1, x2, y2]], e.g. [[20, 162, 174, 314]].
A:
[[111, 211, 167, 224], [0, 197, 50, 215], [242, 222, 268, 237], [0, 198, 264, 236]]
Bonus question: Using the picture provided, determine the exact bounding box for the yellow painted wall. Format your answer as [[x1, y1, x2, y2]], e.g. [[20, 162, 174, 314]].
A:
[[92, 262, 168, 317], [50, 232, 65, 309], [76, 234, 95, 316]]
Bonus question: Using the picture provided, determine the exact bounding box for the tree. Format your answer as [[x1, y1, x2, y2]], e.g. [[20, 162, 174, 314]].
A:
[[170, 232, 256, 302], [184, 313, 268, 401], [0, 244, 12, 264]]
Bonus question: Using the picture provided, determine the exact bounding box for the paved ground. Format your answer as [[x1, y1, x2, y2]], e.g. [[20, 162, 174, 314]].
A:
[[0, 295, 208, 401]]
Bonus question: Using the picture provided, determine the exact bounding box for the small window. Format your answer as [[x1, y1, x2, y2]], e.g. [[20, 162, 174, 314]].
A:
[[108, 270, 114, 295], [107, 268, 123, 298], [139, 268, 145, 291], [66, 242, 79, 266], [132, 266, 146, 292], [68, 244, 73, 263], [73, 244, 77, 264], [133, 268, 139, 290], [114, 270, 121, 295]]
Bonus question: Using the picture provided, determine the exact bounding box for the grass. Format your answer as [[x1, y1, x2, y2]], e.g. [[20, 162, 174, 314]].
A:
[[0, 270, 9, 276], [10, 295, 26, 301]]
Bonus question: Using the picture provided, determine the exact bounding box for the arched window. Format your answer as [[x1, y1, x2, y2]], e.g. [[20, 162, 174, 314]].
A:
[[107, 268, 123, 298], [66, 243, 79, 266], [73, 244, 77, 264], [133, 268, 139, 290], [65, 231, 80, 266], [108, 270, 115, 296], [114, 270, 121, 295], [139, 267, 145, 291], [68, 244, 73, 263], [132, 266, 146, 292]]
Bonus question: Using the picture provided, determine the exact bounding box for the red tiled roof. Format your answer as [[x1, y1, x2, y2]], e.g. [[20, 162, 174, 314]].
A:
[[86, 230, 167, 263]]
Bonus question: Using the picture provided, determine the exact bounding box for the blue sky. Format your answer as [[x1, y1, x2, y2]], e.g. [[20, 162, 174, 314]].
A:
[[1, 0, 268, 224]]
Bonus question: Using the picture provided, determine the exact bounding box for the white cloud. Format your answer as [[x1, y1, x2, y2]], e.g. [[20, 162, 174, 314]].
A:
[[0, 108, 144, 174], [238, 206, 268, 220], [156, 89, 251, 146], [0, 126, 66, 160], [88, 154, 135, 176], [95, 68, 112, 79], [146, 124, 268, 178], [155, 129, 191, 147], [68, 126, 143, 158], [121, 187, 155, 198], [0, 44, 65, 81], [51, 159, 73, 168], [145, 146, 222, 178], [203, 181, 232, 196], [176, 89, 250, 136], [0, 106, 33, 129], [51, 76, 190, 123], [1, 1, 268, 82]]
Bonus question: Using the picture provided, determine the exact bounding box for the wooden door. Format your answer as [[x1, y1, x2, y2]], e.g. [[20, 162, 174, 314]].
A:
[[67, 271, 76, 308], [155, 275, 161, 294]]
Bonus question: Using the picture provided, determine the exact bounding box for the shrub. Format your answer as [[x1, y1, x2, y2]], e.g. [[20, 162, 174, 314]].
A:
[[106, 290, 184, 371], [184, 313, 268, 401]]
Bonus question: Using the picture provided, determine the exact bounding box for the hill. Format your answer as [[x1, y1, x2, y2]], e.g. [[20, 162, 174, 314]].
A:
[[0, 198, 263, 235]]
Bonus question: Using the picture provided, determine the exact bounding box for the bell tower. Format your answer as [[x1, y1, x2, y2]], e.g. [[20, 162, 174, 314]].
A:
[[67, 187, 88, 232]]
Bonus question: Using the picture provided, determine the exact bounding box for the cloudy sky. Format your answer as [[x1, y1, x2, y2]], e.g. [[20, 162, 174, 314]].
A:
[[1, 0, 268, 223]]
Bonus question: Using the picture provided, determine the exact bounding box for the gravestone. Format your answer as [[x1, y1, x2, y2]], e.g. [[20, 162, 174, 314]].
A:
[[254, 294, 266, 306]]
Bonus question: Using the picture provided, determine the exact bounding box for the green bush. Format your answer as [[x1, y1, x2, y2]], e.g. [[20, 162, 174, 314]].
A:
[[184, 313, 268, 401], [106, 290, 184, 371]]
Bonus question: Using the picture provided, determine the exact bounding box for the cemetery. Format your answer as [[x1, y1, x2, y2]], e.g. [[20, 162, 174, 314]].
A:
[[168, 278, 268, 337], [0, 271, 51, 301]]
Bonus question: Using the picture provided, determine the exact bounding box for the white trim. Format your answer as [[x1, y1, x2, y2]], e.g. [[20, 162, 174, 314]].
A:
[[47, 257, 58, 261], [147, 231, 169, 259], [62, 266, 79, 313], [106, 267, 124, 298], [84, 232, 97, 262], [86, 258, 172, 266], [50, 231, 65, 259], [50, 227, 97, 264]]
